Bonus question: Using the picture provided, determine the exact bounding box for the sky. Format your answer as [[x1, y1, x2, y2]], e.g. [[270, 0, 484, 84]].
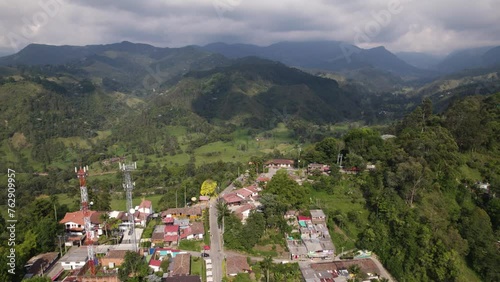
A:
[[0, 0, 499, 56]]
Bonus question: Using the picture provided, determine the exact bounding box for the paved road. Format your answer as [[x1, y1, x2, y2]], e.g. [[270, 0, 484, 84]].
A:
[[208, 176, 244, 281], [208, 198, 223, 282]]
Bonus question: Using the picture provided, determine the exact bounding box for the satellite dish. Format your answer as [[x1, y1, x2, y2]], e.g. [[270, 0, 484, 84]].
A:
[[89, 201, 94, 206], [191, 197, 197, 202], [129, 208, 135, 214]]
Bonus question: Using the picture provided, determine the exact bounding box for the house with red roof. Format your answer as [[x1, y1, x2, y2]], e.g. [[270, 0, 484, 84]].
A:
[[235, 204, 255, 223], [133, 199, 154, 227], [222, 193, 246, 206], [180, 222, 204, 240], [164, 225, 179, 246], [149, 259, 162, 272], [60, 210, 105, 238]]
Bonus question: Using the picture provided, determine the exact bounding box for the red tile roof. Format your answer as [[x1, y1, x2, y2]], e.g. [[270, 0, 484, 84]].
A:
[[59, 210, 97, 226], [180, 227, 192, 239], [223, 193, 244, 204], [190, 222, 204, 235], [149, 259, 161, 267], [172, 253, 191, 276], [164, 235, 179, 242], [165, 225, 179, 233], [226, 255, 251, 275], [298, 216, 311, 221], [199, 196, 210, 201], [257, 176, 270, 182], [139, 199, 152, 209], [245, 185, 258, 193], [235, 188, 252, 198], [235, 204, 254, 214], [163, 217, 174, 223]]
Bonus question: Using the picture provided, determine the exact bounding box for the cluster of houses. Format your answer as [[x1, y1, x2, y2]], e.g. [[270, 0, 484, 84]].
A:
[[149, 206, 205, 247], [222, 184, 261, 223], [285, 209, 335, 261], [59, 199, 154, 247]]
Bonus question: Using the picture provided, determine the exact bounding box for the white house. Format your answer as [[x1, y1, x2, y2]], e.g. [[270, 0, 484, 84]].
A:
[[265, 159, 295, 168], [59, 247, 88, 270], [59, 210, 105, 238], [133, 199, 154, 227], [136, 199, 153, 214]]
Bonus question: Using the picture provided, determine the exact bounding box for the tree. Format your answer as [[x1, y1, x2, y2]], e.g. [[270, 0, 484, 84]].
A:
[[100, 213, 110, 237], [233, 273, 252, 282], [394, 158, 430, 206], [263, 169, 308, 209], [216, 201, 230, 227], [200, 179, 217, 196], [160, 258, 170, 273], [241, 211, 266, 250], [118, 251, 149, 281], [260, 255, 273, 282]]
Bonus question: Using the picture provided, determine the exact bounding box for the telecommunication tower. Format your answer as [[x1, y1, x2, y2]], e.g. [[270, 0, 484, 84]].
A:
[[119, 162, 138, 252], [75, 166, 96, 275]]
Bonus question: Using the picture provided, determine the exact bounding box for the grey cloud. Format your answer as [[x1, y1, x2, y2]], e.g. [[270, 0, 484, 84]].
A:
[[0, 0, 498, 55]]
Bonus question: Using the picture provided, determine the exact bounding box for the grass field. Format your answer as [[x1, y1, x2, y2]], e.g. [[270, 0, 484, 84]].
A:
[[190, 256, 204, 277], [308, 176, 369, 250]]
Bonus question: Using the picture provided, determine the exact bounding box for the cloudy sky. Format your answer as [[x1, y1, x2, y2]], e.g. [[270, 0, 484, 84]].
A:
[[0, 0, 499, 56]]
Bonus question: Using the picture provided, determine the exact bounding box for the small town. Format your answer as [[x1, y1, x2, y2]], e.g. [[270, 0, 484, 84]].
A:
[[20, 159, 394, 282], [1, 2, 500, 282]]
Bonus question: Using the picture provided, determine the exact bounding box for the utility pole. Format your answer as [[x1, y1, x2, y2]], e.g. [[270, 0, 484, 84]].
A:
[[57, 235, 63, 257]]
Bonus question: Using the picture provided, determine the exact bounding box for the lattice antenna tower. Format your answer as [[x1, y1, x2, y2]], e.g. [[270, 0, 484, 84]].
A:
[[75, 165, 96, 275], [119, 162, 138, 252]]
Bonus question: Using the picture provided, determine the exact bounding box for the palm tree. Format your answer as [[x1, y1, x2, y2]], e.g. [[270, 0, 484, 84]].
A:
[[260, 255, 273, 282], [100, 213, 110, 237], [216, 201, 230, 227]]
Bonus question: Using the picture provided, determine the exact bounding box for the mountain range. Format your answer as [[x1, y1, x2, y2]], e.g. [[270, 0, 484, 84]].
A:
[[0, 40, 499, 121]]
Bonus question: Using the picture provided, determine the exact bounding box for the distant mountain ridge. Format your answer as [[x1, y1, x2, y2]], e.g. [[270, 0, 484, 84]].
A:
[[436, 46, 500, 73], [201, 41, 425, 77]]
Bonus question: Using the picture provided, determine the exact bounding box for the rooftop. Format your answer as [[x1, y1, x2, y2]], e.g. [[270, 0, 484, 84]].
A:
[[223, 193, 245, 204], [265, 159, 295, 165], [172, 253, 191, 276], [226, 255, 250, 276], [163, 206, 202, 217], [60, 210, 98, 226], [59, 247, 88, 263], [163, 276, 201, 282], [139, 199, 152, 209], [310, 210, 326, 218], [105, 250, 128, 259], [25, 252, 59, 276], [310, 259, 379, 274], [165, 225, 179, 233]]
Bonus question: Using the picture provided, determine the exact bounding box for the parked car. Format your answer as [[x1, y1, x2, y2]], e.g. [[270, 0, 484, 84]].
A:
[[201, 253, 210, 257]]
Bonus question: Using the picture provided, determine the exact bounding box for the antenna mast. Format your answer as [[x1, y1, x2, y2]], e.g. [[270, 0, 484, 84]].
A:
[[76, 165, 96, 275], [120, 162, 138, 252]]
